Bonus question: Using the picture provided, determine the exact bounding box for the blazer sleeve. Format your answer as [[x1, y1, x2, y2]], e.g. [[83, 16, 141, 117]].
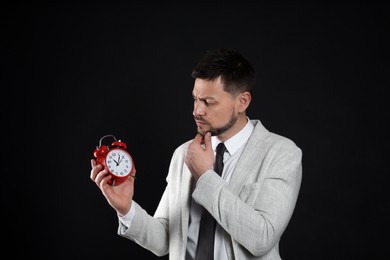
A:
[[116, 162, 172, 257], [192, 140, 303, 256]]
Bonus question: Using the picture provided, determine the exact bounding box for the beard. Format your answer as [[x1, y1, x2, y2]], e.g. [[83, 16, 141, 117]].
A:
[[195, 110, 238, 137]]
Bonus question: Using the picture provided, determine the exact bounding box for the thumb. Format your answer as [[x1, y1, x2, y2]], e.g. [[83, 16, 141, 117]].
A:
[[203, 132, 212, 151]]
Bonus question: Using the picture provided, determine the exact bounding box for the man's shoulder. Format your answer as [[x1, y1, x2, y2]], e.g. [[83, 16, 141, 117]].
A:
[[171, 139, 192, 156], [267, 132, 301, 152], [251, 119, 301, 153]]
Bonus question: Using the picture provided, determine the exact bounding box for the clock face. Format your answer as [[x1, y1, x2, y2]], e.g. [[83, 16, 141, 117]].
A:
[[105, 149, 133, 177]]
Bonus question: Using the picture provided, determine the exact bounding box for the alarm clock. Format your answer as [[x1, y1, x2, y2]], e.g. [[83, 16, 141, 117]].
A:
[[93, 134, 135, 186]]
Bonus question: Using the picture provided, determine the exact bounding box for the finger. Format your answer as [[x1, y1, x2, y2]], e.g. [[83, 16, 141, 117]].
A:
[[193, 133, 203, 144], [90, 159, 99, 180], [91, 164, 103, 181], [95, 168, 109, 186], [99, 173, 112, 188], [90, 159, 96, 168]]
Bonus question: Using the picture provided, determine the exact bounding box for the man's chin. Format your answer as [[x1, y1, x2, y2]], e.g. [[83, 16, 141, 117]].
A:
[[197, 127, 216, 137], [196, 126, 210, 136], [197, 128, 206, 137]]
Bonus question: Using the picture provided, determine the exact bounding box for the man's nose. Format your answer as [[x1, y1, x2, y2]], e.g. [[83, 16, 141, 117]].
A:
[[193, 102, 205, 116]]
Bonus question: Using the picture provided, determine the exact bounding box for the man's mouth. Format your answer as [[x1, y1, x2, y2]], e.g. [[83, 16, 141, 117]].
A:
[[195, 118, 208, 126]]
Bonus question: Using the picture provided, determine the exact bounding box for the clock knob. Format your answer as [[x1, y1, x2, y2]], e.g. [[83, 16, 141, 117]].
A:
[[93, 145, 109, 157], [111, 140, 127, 150]]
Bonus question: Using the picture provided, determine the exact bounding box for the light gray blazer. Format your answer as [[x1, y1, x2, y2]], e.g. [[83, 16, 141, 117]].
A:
[[118, 119, 303, 260]]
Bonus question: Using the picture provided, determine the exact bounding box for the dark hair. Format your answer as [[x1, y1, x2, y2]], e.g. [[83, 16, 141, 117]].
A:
[[191, 48, 255, 96]]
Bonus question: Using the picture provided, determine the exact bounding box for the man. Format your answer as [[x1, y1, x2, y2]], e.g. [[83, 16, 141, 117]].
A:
[[90, 48, 302, 259]]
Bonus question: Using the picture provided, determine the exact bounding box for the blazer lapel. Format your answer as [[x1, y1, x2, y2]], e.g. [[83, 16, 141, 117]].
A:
[[227, 120, 270, 195], [181, 164, 192, 246]]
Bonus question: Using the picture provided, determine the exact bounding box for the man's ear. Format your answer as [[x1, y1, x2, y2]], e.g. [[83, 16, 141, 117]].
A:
[[237, 91, 251, 113]]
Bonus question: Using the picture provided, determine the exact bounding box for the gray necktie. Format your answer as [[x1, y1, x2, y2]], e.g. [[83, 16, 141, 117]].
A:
[[195, 142, 226, 260]]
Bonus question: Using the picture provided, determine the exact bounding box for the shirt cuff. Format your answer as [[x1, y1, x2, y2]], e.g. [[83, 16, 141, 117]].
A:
[[118, 202, 136, 228]]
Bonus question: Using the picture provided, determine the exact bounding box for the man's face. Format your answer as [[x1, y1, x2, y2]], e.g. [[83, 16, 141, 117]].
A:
[[192, 77, 240, 139]]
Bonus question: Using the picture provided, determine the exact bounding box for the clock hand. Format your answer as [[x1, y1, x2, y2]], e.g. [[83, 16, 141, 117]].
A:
[[112, 158, 119, 166], [117, 154, 121, 165]]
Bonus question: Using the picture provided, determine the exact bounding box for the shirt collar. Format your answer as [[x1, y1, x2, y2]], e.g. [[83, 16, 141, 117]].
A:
[[211, 117, 254, 155]]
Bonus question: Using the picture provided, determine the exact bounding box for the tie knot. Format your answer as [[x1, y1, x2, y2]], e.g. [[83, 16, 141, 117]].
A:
[[216, 142, 226, 156]]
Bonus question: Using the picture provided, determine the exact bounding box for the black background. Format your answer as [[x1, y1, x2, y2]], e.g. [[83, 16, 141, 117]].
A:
[[3, 3, 389, 259]]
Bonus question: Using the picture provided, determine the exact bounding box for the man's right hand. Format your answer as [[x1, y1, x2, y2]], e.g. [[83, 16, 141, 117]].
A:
[[185, 132, 214, 181]]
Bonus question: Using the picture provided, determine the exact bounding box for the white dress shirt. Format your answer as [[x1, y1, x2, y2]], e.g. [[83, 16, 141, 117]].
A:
[[120, 118, 254, 260]]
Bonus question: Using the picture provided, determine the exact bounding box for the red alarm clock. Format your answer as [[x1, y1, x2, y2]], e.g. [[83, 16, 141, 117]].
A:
[[93, 134, 135, 186]]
